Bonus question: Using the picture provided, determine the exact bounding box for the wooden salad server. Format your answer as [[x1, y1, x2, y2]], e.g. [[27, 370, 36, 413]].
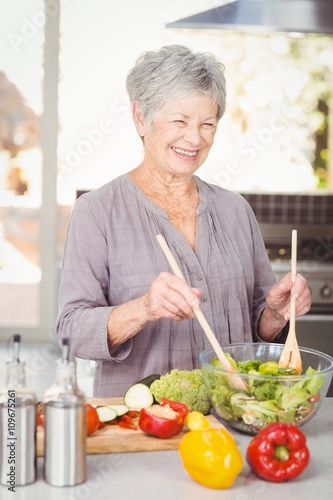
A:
[[156, 234, 248, 391], [278, 229, 302, 374]]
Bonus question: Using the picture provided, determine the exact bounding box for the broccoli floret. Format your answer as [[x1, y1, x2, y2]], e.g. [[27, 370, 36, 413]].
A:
[[149, 368, 212, 415]]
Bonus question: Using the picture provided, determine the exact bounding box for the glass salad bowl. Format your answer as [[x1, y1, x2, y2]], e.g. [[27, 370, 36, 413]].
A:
[[199, 342, 333, 435]]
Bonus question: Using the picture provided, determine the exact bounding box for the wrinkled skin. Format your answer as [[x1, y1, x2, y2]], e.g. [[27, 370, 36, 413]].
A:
[[266, 272, 311, 321], [144, 270, 311, 323], [144, 272, 201, 322]]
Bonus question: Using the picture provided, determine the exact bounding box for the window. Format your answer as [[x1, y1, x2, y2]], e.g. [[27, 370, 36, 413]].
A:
[[0, 0, 59, 340]]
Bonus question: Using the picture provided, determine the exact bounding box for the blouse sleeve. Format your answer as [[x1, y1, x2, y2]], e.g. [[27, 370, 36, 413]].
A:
[[55, 195, 132, 362]]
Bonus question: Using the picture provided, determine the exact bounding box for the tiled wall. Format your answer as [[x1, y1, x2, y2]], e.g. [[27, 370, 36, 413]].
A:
[[240, 193, 333, 225]]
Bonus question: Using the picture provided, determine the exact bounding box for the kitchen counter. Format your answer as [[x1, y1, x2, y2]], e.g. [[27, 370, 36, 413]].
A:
[[1, 398, 332, 500]]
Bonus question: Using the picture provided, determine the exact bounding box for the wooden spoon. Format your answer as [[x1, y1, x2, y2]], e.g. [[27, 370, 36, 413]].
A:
[[156, 234, 248, 391], [278, 229, 302, 374]]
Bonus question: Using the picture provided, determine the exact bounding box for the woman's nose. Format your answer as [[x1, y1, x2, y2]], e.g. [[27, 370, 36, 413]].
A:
[[183, 125, 201, 145]]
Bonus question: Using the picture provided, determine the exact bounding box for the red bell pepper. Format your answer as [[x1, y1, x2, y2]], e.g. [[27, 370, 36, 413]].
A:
[[246, 422, 310, 482], [139, 398, 189, 439], [118, 414, 138, 431]]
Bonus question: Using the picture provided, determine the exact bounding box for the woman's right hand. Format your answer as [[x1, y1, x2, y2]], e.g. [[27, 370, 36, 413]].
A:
[[143, 272, 202, 322], [106, 272, 202, 349]]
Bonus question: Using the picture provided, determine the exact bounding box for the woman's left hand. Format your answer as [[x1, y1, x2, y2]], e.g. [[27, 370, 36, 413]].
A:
[[266, 272, 312, 321]]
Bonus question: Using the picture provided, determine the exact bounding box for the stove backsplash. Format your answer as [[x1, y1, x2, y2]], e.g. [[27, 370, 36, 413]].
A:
[[240, 193, 333, 225]]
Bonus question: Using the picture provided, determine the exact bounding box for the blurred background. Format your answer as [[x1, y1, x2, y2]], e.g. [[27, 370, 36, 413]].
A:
[[0, 0, 332, 397]]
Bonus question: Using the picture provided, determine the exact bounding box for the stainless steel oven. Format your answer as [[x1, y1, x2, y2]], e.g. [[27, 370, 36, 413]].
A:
[[260, 223, 333, 396]]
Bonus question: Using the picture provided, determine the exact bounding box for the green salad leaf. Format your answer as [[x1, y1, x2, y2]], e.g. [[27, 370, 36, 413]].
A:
[[203, 355, 324, 433]]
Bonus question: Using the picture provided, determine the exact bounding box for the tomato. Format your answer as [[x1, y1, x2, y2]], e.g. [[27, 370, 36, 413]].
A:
[[86, 403, 101, 436], [36, 402, 45, 427], [308, 393, 320, 404]]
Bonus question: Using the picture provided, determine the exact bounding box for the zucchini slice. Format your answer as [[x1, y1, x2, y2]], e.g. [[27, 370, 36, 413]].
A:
[[107, 404, 129, 417], [124, 383, 154, 410], [96, 406, 118, 423]]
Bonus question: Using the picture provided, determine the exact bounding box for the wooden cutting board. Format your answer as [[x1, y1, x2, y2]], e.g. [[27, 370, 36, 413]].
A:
[[37, 397, 226, 456]]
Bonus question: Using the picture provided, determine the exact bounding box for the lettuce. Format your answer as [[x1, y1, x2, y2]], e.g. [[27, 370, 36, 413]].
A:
[[204, 356, 324, 432]]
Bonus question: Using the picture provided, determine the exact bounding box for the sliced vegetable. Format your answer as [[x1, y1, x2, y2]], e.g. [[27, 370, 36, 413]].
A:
[[124, 383, 154, 410], [107, 404, 129, 417], [246, 422, 310, 482], [206, 356, 324, 432], [139, 398, 188, 439], [118, 414, 139, 431], [127, 410, 139, 418], [96, 406, 117, 423]]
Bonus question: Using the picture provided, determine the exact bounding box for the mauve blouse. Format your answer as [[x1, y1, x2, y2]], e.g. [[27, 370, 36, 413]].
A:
[[56, 174, 281, 396]]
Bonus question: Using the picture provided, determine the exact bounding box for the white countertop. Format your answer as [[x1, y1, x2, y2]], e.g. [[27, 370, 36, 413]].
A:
[[1, 398, 332, 500]]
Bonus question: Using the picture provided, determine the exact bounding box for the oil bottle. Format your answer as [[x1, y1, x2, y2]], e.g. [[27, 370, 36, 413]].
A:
[[0, 334, 37, 488], [43, 337, 86, 486]]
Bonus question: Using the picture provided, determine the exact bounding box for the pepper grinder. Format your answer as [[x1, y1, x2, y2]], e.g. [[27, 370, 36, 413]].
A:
[[43, 337, 86, 486], [0, 334, 37, 488]]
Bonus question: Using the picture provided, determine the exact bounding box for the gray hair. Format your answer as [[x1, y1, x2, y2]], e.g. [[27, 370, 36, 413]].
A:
[[126, 45, 227, 126]]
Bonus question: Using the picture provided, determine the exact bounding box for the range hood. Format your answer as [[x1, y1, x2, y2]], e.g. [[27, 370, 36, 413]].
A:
[[166, 0, 333, 35]]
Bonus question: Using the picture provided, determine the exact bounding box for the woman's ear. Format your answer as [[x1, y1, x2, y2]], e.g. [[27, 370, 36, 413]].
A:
[[132, 101, 146, 139]]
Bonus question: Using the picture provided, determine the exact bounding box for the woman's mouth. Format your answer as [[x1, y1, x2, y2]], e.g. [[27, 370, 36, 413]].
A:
[[172, 147, 198, 158]]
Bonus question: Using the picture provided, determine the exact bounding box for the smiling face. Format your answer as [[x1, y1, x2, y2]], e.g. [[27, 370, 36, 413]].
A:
[[133, 93, 219, 180]]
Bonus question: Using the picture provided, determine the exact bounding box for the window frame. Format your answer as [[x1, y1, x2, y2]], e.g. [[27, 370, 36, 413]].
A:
[[1, 1, 61, 343]]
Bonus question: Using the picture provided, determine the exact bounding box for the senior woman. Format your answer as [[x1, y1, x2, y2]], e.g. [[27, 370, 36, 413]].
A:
[[56, 45, 311, 396]]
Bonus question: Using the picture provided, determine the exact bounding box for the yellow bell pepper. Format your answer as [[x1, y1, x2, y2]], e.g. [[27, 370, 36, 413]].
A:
[[179, 426, 243, 489]]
